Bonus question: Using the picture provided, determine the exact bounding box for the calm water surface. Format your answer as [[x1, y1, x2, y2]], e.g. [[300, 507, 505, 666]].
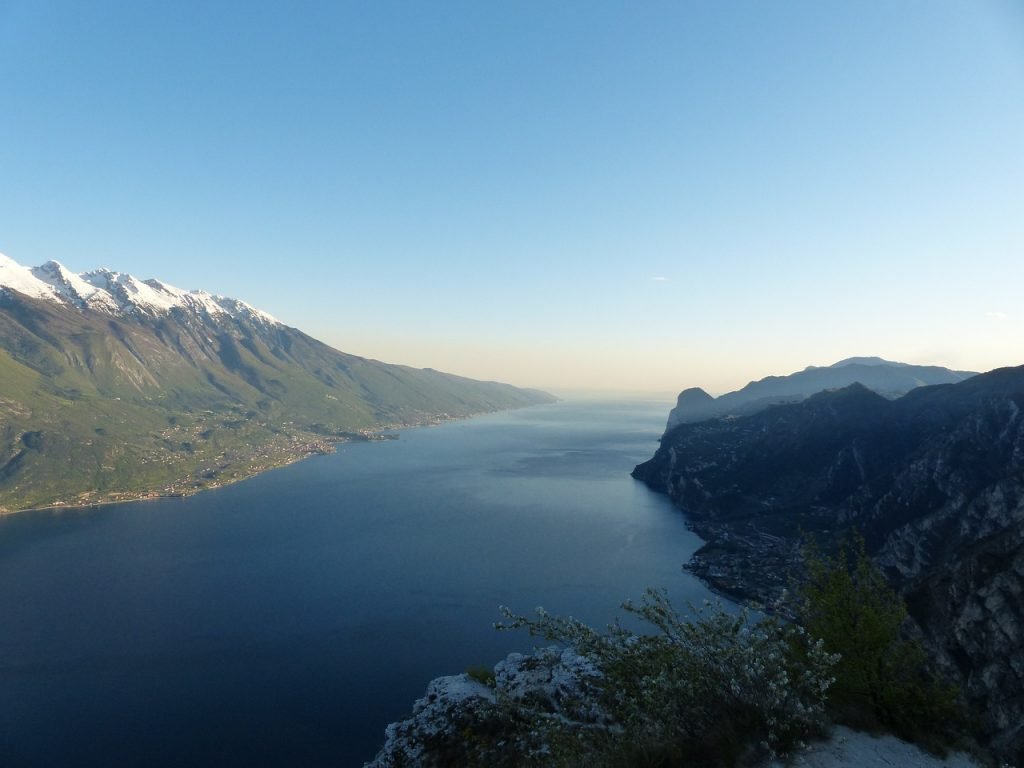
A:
[[0, 398, 718, 767]]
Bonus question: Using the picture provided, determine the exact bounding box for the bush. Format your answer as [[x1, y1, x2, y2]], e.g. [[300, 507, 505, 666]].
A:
[[465, 664, 496, 687], [799, 536, 961, 750], [497, 589, 838, 766]]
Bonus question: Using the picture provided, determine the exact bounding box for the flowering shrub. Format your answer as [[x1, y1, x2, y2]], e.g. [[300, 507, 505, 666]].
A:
[[497, 589, 838, 766]]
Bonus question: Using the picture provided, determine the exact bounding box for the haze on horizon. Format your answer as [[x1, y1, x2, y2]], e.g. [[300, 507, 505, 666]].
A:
[[1, 1, 1021, 395]]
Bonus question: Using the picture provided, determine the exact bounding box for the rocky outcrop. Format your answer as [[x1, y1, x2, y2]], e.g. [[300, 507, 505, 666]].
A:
[[366, 648, 607, 768], [634, 365, 1024, 765], [665, 386, 719, 430], [369, 654, 985, 768]]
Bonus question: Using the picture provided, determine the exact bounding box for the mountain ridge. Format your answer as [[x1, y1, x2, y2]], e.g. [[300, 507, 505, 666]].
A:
[[665, 358, 976, 431], [1, 252, 279, 323], [0, 252, 555, 513]]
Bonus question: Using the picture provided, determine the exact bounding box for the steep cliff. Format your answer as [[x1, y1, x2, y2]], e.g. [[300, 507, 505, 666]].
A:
[[633, 366, 1024, 764]]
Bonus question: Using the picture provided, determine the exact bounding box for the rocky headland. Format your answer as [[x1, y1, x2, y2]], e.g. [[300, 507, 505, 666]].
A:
[[367, 648, 605, 768], [632, 365, 1024, 764]]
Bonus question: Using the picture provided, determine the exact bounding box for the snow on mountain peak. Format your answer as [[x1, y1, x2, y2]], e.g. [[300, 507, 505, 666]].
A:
[[30, 260, 122, 312], [0, 252, 281, 326], [0, 252, 60, 301]]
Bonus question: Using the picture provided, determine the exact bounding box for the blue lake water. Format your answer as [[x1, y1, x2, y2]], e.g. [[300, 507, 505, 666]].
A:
[[0, 398, 718, 767]]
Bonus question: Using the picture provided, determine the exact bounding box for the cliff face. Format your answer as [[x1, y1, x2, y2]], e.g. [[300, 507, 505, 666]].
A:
[[633, 366, 1024, 764], [902, 522, 1024, 760]]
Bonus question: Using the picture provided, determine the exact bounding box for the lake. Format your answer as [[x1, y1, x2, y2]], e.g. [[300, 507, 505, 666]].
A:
[[0, 398, 719, 767]]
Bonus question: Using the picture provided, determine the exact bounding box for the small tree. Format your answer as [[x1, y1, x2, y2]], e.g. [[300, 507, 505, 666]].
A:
[[799, 536, 960, 750]]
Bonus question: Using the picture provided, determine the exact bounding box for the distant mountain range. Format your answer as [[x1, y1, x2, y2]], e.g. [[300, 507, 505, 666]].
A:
[[634, 365, 1024, 763], [0, 252, 555, 512], [665, 356, 976, 431]]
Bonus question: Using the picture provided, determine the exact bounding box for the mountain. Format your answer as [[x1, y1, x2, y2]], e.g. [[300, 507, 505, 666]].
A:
[[0, 253, 555, 512], [664, 357, 976, 431], [633, 366, 1024, 763]]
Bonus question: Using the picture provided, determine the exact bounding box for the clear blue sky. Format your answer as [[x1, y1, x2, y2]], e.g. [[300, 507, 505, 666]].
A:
[[1, 1, 1022, 393]]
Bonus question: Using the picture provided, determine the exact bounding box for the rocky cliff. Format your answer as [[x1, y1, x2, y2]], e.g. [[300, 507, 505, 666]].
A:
[[633, 365, 1024, 764]]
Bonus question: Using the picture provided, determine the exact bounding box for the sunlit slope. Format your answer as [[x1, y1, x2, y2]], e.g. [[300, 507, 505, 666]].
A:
[[0, 291, 554, 511]]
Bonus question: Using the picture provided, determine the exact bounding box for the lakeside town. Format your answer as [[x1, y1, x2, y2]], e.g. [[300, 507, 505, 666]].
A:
[[684, 519, 804, 615], [1, 409, 492, 516]]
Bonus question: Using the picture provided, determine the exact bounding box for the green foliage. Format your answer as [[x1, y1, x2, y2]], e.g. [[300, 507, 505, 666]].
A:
[[497, 590, 838, 766], [799, 536, 961, 750], [465, 664, 496, 688]]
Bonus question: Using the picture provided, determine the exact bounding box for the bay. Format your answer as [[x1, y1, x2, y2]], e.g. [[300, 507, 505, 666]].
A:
[[0, 398, 718, 767]]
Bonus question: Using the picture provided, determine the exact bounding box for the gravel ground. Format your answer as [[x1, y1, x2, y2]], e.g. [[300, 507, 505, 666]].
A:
[[764, 726, 981, 768]]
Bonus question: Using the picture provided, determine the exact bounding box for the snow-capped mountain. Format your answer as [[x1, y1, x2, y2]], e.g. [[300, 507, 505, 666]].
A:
[[0, 252, 278, 325], [0, 248, 554, 514]]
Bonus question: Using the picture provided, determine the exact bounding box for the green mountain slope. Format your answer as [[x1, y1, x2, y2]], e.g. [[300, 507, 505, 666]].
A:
[[0, 290, 554, 512]]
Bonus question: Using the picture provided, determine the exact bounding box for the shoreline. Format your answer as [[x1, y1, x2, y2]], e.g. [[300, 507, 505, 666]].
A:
[[0, 440, 340, 518], [0, 404, 547, 519]]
